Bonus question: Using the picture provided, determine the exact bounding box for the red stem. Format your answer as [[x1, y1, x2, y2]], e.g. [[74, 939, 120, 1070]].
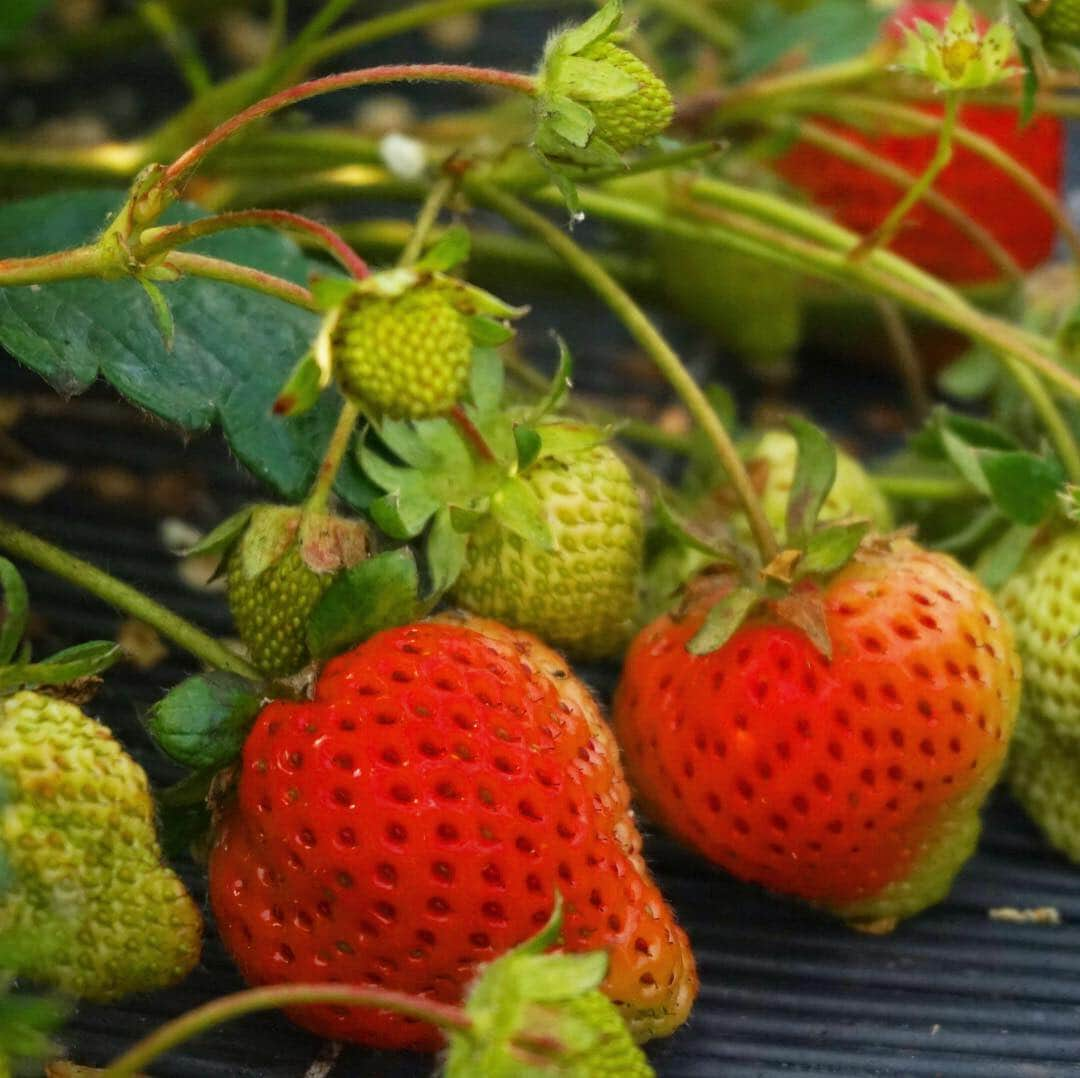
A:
[[143, 209, 370, 279], [451, 404, 496, 462], [162, 64, 537, 189]]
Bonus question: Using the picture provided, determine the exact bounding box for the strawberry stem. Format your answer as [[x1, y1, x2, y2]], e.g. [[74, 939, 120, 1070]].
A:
[[100, 983, 473, 1078], [162, 251, 320, 310], [0, 517, 260, 680], [472, 180, 781, 564], [851, 91, 961, 262], [398, 173, 457, 267], [304, 400, 363, 515]]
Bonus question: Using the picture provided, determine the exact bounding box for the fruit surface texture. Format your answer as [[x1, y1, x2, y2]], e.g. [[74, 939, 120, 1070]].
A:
[[0, 691, 202, 1000], [209, 616, 696, 1050], [578, 41, 674, 152], [615, 538, 1021, 925]]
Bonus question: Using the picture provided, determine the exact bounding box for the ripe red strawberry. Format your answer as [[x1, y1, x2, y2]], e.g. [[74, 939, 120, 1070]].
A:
[[614, 537, 1020, 928], [209, 614, 697, 1051], [773, 2, 1064, 285]]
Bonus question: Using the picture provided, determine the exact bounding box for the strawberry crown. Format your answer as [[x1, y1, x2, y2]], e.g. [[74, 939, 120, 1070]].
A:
[[445, 893, 654, 1076], [273, 226, 527, 420], [659, 419, 875, 657], [0, 559, 120, 696], [360, 338, 614, 600]]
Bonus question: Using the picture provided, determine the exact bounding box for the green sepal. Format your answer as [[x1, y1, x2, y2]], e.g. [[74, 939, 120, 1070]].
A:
[[522, 335, 574, 424], [468, 347, 506, 415], [376, 418, 439, 470], [416, 225, 471, 273], [940, 427, 992, 495], [427, 508, 470, 595], [311, 276, 359, 310], [468, 316, 515, 347], [653, 493, 740, 564], [799, 520, 870, 577], [138, 277, 175, 352], [490, 477, 554, 552], [557, 56, 638, 101], [308, 548, 425, 659], [688, 585, 761, 655], [146, 672, 262, 771], [773, 589, 833, 660], [272, 349, 324, 418], [0, 986, 67, 1078], [979, 451, 1065, 525], [535, 422, 609, 460], [975, 522, 1037, 590], [184, 505, 254, 559], [1060, 485, 1080, 523], [0, 558, 29, 666], [156, 769, 216, 860], [785, 417, 837, 547], [514, 425, 543, 471], [0, 640, 121, 694], [543, 93, 597, 151], [558, 0, 623, 56], [369, 491, 440, 540]]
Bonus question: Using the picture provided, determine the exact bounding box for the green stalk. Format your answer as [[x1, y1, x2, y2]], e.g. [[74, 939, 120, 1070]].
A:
[[851, 92, 960, 261], [471, 180, 780, 564], [138, 1, 213, 95], [166, 252, 320, 311], [304, 401, 363, 514], [873, 474, 978, 501], [398, 175, 457, 267], [0, 519, 259, 680], [102, 983, 471, 1078]]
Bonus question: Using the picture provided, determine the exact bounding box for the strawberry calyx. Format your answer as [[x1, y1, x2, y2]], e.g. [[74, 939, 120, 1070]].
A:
[[273, 226, 526, 421], [360, 337, 616, 599]]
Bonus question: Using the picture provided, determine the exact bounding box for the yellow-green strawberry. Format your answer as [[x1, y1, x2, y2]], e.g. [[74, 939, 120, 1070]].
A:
[[0, 691, 202, 1001], [1030, 0, 1080, 45], [451, 430, 644, 660], [1007, 710, 1080, 861], [221, 504, 370, 677], [445, 899, 655, 1077], [998, 529, 1080, 739], [333, 282, 473, 420], [573, 40, 673, 153]]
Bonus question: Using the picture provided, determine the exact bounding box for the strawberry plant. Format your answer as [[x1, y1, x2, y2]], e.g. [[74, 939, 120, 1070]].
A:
[[3, 0, 1080, 1072]]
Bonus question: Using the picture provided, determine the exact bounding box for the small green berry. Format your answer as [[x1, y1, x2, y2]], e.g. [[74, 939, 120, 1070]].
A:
[[333, 284, 473, 420]]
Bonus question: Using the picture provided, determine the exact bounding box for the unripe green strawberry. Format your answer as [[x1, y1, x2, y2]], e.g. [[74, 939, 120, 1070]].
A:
[[576, 41, 673, 153], [0, 691, 201, 1001], [451, 434, 644, 660], [225, 505, 369, 677], [1007, 711, 1080, 862], [739, 429, 894, 542], [333, 283, 473, 420], [998, 529, 1080, 739], [1031, 0, 1080, 45]]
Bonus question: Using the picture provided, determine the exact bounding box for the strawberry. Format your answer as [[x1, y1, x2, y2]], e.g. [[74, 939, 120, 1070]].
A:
[[450, 430, 645, 661], [615, 536, 1021, 928], [0, 691, 202, 1000], [333, 283, 474, 421], [213, 504, 370, 677], [773, 2, 1064, 285], [1030, 0, 1080, 45], [208, 614, 697, 1051], [998, 529, 1080, 739]]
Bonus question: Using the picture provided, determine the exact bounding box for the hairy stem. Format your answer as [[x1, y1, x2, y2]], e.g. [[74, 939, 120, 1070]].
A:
[[472, 181, 780, 563], [166, 252, 320, 311], [0, 245, 107, 287], [102, 983, 471, 1078], [162, 65, 538, 191], [305, 401, 363, 514], [0, 519, 259, 679], [140, 210, 370, 280]]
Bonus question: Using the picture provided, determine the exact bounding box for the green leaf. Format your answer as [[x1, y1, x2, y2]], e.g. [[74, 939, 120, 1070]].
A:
[[976, 522, 1036, 590], [308, 549, 423, 659], [0, 559, 29, 667], [147, 672, 261, 771], [0, 641, 120, 693], [785, 417, 837, 546], [0, 0, 50, 47], [688, 586, 760, 655], [417, 225, 471, 273], [940, 427, 992, 494], [524, 335, 574, 423], [184, 506, 254, 558], [156, 769, 215, 859], [0, 990, 67, 1077], [799, 520, 870, 577], [468, 316, 515, 347], [426, 508, 469, 595], [138, 277, 176, 351], [980, 451, 1064, 524], [490, 477, 554, 551], [937, 349, 999, 399], [468, 347, 506, 415], [511, 951, 609, 1001], [0, 191, 374, 508]]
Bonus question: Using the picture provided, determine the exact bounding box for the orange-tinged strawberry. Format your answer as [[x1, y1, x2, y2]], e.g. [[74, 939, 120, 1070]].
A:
[[209, 614, 696, 1051], [615, 537, 1021, 928]]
